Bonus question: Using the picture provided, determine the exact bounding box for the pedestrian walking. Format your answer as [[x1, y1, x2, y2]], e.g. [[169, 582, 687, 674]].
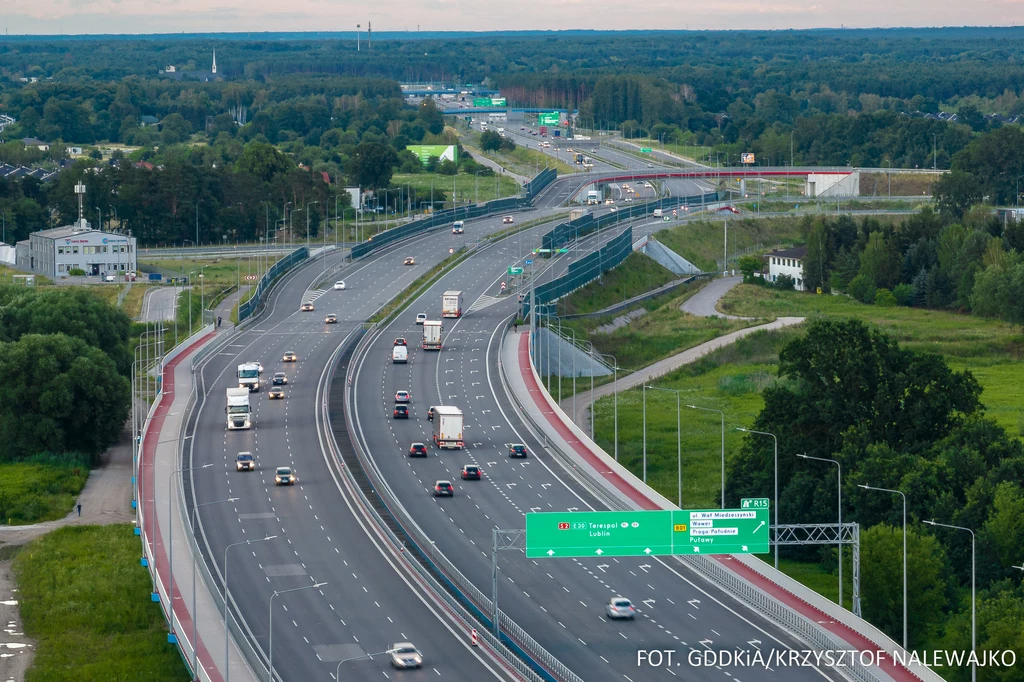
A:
[[217, 316, 222, 328], [76, 503, 81, 517], [514, 321, 518, 333]]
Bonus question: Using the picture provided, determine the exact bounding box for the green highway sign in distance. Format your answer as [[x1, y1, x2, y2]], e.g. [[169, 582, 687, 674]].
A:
[[508, 267, 524, 275], [538, 112, 560, 125], [526, 508, 769, 558], [640, 147, 653, 153], [741, 498, 770, 510]]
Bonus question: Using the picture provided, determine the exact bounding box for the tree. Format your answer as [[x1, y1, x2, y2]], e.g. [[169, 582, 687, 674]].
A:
[[737, 255, 763, 283], [861, 524, 950, 648], [236, 140, 291, 183], [346, 141, 398, 191], [0, 334, 130, 463], [874, 288, 897, 307], [847, 273, 876, 304], [479, 130, 504, 152], [933, 170, 983, 220]]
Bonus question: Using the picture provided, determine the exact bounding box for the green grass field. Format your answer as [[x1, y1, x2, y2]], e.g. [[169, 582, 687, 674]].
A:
[[13, 524, 190, 682], [561, 252, 679, 316], [0, 458, 90, 525], [654, 217, 807, 272], [392, 172, 521, 204]]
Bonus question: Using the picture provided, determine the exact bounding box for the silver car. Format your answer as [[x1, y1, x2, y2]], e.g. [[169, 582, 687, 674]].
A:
[[606, 596, 635, 620], [389, 642, 423, 668]]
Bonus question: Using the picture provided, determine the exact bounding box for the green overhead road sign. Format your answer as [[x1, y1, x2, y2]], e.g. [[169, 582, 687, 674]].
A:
[[741, 498, 770, 510], [526, 509, 769, 558], [539, 112, 560, 125], [508, 267, 524, 275], [640, 147, 653, 153]]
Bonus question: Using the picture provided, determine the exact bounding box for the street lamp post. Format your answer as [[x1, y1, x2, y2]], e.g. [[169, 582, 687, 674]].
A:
[[596, 353, 619, 462], [336, 648, 401, 679], [859, 484, 907, 649], [167, 463, 213, 636], [924, 520, 976, 682], [305, 200, 319, 253], [737, 428, 778, 568], [688, 405, 725, 508], [798, 455, 843, 608], [189, 497, 238, 677], [268, 581, 327, 682], [647, 386, 683, 508], [223, 536, 277, 682]]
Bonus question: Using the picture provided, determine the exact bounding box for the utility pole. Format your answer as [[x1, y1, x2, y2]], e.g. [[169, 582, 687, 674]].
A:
[[356, 24, 361, 51]]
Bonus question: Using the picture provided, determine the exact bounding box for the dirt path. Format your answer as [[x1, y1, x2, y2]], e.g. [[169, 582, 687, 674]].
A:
[[0, 422, 136, 681]]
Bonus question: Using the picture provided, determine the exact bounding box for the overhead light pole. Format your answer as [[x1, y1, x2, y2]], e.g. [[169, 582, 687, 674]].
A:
[[858, 484, 907, 649], [798, 455, 843, 608], [166, 463, 213, 637], [223, 536, 277, 682], [924, 520, 975, 682], [188, 496, 238, 676], [646, 385, 683, 507], [737, 427, 778, 568], [269, 581, 328, 682], [688, 404, 725, 508]]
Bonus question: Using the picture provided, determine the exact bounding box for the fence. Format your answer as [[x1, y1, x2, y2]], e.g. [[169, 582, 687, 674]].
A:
[[350, 168, 556, 260], [237, 247, 308, 321]]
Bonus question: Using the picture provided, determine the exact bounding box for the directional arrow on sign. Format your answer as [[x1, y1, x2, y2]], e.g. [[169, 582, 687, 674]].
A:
[[547, 550, 555, 556], [642, 599, 656, 608], [644, 548, 652, 555], [595, 549, 604, 555], [688, 599, 701, 609]]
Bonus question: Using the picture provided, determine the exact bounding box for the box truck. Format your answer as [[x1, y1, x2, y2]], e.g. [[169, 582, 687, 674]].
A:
[[442, 290, 463, 318], [432, 406, 464, 449], [237, 362, 261, 392], [422, 320, 442, 350], [586, 190, 601, 205], [226, 388, 252, 430]]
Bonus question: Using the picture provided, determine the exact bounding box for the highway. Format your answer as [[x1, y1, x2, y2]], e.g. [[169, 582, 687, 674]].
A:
[[181, 212, 562, 681], [349, 225, 844, 682]]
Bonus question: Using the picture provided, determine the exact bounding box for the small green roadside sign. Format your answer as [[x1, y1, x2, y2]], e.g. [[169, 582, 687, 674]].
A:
[[640, 147, 653, 153], [508, 267, 524, 275], [741, 498, 770, 510], [526, 508, 769, 558]]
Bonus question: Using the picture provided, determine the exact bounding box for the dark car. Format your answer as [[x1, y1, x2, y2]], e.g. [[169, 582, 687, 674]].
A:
[[509, 443, 529, 459], [460, 465, 481, 480], [272, 372, 288, 385], [393, 405, 409, 419], [427, 406, 435, 422], [433, 480, 454, 497], [409, 442, 428, 458], [235, 452, 255, 471]]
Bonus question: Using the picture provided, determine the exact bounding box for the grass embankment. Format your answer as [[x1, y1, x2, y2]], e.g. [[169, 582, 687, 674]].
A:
[[560, 252, 678, 316], [654, 217, 806, 272], [392, 172, 521, 204], [0, 456, 90, 525], [13, 525, 190, 682], [859, 172, 938, 197]]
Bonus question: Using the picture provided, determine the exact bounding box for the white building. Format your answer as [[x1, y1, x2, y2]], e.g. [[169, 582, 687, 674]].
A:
[[16, 220, 136, 278], [766, 246, 808, 290]]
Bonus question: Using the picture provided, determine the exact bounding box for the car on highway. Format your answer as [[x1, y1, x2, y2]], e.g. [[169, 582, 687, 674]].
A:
[[389, 642, 423, 669], [394, 337, 408, 346], [404, 256, 416, 266], [426, 406, 435, 422], [325, 313, 338, 324], [300, 301, 315, 311], [393, 405, 409, 419], [415, 313, 427, 325], [408, 442, 428, 457], [274, 466, 297, 486], [509, 443, 529, 459], [606, 597, 636, 620], [268, 386, 285, 399], [647, 163, 654, 168], [461, 465, 481, 480], [452, 220, 465, 234], [253, 362, 264, 374], [282, 351, 297, 362], [395, 390, 411, 403], [433, 480, 454, 497], [333, 280, 346, 290], [609, 206, 618, 212], [235, 452, 255, 471], [272, 372, 288, 385], [502, 215, 514, 224]]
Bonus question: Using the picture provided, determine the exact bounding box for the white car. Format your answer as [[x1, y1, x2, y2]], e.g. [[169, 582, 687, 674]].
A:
[[415, 313, 427, 325], [389, 642, 422, 669], [606, 596, 636, 620], [333, 280, 346, 290]]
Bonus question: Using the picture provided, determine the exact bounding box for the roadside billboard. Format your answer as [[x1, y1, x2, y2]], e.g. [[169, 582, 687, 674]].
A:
[[741, 152, 755, 164], [407, 145, 458, 167]]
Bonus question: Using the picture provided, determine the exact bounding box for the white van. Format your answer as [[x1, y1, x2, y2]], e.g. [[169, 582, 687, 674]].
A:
[[652, 209, 663, 218], [392, 346, 408, 364], [452, 221, 465, 234]]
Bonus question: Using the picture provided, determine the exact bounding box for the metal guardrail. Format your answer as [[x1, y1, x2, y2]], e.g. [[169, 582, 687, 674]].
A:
[[237, 247, 308, 321]]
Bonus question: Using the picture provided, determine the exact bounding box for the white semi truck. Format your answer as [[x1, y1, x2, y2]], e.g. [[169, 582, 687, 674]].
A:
[[442, 291, 463, 318], [422, 320, 442, 350], [432, 406, 464, 449], [237, 362, 261, 392], [226, 387, 252, 430]]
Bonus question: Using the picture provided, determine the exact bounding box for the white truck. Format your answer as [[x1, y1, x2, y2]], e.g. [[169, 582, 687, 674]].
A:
[[226, 388, 252, 430], [586, 190, 601, 205], [422, 320, 443, 350], [442, 290, 463, 318], [432, 406, 464, 449], [237, 362, 261, 392]]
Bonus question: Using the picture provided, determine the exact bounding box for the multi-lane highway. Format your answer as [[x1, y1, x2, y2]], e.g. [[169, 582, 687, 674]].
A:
[[182, 212, 563, 681], [349, 223, 843, 682]]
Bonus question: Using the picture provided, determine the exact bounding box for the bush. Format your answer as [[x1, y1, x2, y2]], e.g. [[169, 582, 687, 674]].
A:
[[437, 159, 458, 175], [847, 274, 876, 304], [874, 288, 898, 307], [892, 283, 914, 306], [68, 268, 86, 276], [774, 273, 795, 290], [480, 130, 503, 151]]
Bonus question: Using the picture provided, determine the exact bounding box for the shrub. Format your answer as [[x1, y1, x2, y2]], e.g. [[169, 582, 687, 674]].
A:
[[874, 288, 898, 307], [68, 268, 86, 276], [847, 274, 876, 304], [774, 274, 795, 290], [892, 283, 914, 306]]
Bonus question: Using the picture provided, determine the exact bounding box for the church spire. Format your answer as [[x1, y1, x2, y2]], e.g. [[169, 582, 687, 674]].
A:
[[212, 49, 217, 74]]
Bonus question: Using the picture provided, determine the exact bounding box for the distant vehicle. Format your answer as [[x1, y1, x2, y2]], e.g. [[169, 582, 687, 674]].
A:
[[415, 313, 428, 325], [502, 216, 514, 224], [274, 466, 296, 486], [433, 480, 454, 497], [394, 337, 408, 346], [392, 346, 408, 364], [393, 404, 409, 419], [235, 452, 255, 471], [282, 351, 297, 362], [333, 281, 346, 290], [427, 406, 435, 422], [325, 313, 338, 324], [226, 388, 251, 430], [404, 256, 416, 265], [422, 320, 442, 350], [301, 301, 314, 311], [433, 406, 464, 449], [103, 274, 116, 283], [606, 597, 635, 620], [395, 390, 411, 403], [653, 209, 663, 218], [647, 163, 654, 168], [461, 465, 481, 480], [408, 442, 428, 458], [268, 386, 285, 399], [442, 290, 463, 318], [452, 220, 465, 234], [586, 190, 601, 205], [272, 372, 288, 385], [389, 643, 423, 669], [237, 362, 261, 392], [509, 443, 528, 458], [609, 206, 618, 212]]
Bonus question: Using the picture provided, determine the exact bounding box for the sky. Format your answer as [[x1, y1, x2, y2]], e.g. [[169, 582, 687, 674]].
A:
[[3, 0, 1024, 34]]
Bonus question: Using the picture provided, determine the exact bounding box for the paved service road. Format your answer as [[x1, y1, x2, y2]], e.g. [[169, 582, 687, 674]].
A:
[[183, 217, 548, 682], [139, 284, 182, 322], [350, 230, 842, 682]]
